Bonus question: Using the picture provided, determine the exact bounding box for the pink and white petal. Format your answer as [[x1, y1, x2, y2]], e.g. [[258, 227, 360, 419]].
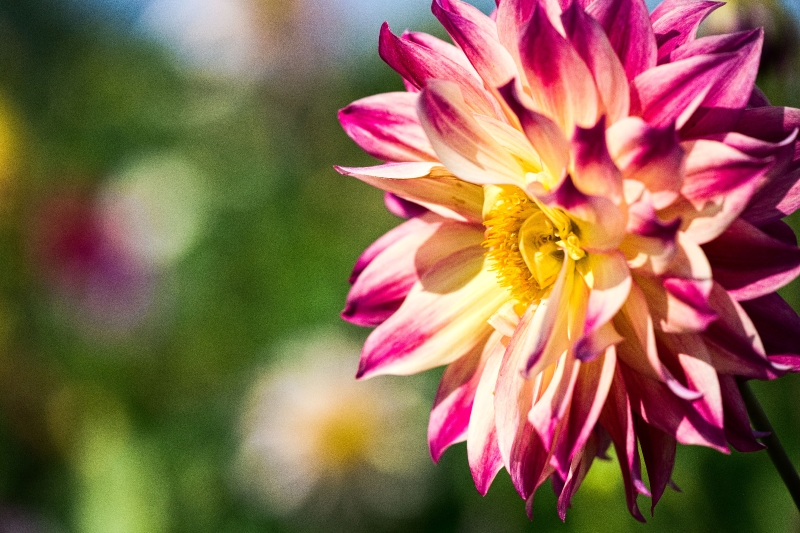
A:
[[345, 217, 483, 326], [598, 366, 646, 521], [634, 416, 676, 513], [650, 0, 723, 63], [518, 4, 600, 134], [619, 362, 728, 453], [561, 3, 630, 124], [495, 0, 535, 87], [432, 0, 518, 95], [606, 117, 685, 209], [529, 355, 581, 455], [571, 116, 624, 202], [740, 293, 800, 357], [635, 272, 715, 334], [706, 129, 797, 161], [473, 114, 540, 168], [358, 248, 510, 378], [429, 329, 503, 462], [551, 346, 617, 477], [467, 333, 507, 494], [378, 23, 498, 117], [631, 52, 740, 130], [680, 140, 773, 205], [401, 30, 479, 79], [498, 80, 570, 178], [531, 174, 627, 253], [732, 106, 800, 146], [418, 80, 528, 187], [677, 30, 764, 136], [336, 162, 485, 223], [669, 27, 762, 61], [495, 323, 555, 499], [339, 92, 437, 162], [666, 140, 774, 244], [657, 333, 725, 435], [504, 258, 575, 378], [578, 251, 631, 339], [702, 218, 800, 301], [621, 190, 681, 276], [574, 320, 624, 362], [703, 283, 780, 379], [718, 374, 765, 452], [586, 0, 657, 81], [742, 168, 800, 227], [348, 215, 431, 284], [557, 435, 598, 521], [615, 283, 702, 400]]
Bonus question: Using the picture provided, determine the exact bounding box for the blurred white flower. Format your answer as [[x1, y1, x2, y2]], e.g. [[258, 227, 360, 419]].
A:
[[235, 329, 434, 520]]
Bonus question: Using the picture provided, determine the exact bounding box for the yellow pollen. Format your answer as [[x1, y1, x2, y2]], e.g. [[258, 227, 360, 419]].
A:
[[482, 185, 585, 312]]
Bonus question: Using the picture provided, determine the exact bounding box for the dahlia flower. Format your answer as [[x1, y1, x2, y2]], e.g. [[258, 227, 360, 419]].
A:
[[337, 0, 800, 519]]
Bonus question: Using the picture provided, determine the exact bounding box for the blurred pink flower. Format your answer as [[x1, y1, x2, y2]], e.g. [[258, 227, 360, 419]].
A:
[[29, 190, 155, 336], [337, 0, 800, 520]]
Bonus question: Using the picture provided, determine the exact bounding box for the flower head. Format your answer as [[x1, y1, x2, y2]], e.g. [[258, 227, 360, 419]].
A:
[[337, 0, 800, 519]]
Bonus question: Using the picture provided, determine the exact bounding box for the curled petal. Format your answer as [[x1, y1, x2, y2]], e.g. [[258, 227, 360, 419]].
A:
[[740, 293, 800, 357], [467, 333, 507, 494], [339, 92, 437, 162], [348, 215, 430, 284], [384, 192, 427, 219], [429, 330, 503, 462], [378, 23, 497, 117], [615, 283, 702, 400], [498, 80, 570, 178], [599, 366, 646, 521], [666, 140, 774, 244], [418, 80, 528, 187], [718, 374, 766, 452], [529, 354, 581, 456], [606, 117, 685, 209], [703, 283, 780, 379], [586, 0, 656, 81], [674, 30, 764, 136], [561, 3, 630, 123], [578, 251, 631, 339], [433, 0, 518, 98], [702, 218, 800, 301], [557, 435, 598, 521], [358, 249, 509, 378], [551, 346, 617, 477], [335, 162, 484, 223], [575, 320, 624, 363], [518, 3, 599, 134], [571, 116, 624, 202], [635, 416, 676, 514], [619, 362, 728, 453], [344, 215, 482, 326], [632, 52, 741, 130], [621, 189, 681, 275], [650, 0, 723, 63], [505, 257, 574, 378], [495, 326, 555, 499]]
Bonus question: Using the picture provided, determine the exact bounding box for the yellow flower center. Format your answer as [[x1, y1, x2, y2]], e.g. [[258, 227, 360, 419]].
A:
[[482, 185, 584, 311]]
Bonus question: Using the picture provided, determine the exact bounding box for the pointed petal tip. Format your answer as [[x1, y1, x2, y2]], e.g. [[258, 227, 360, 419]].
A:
[[665, 375, 704, 401]]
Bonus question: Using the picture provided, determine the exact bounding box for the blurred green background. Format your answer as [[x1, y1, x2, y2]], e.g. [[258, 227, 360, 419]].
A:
[[0, 0, 797, 531]]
